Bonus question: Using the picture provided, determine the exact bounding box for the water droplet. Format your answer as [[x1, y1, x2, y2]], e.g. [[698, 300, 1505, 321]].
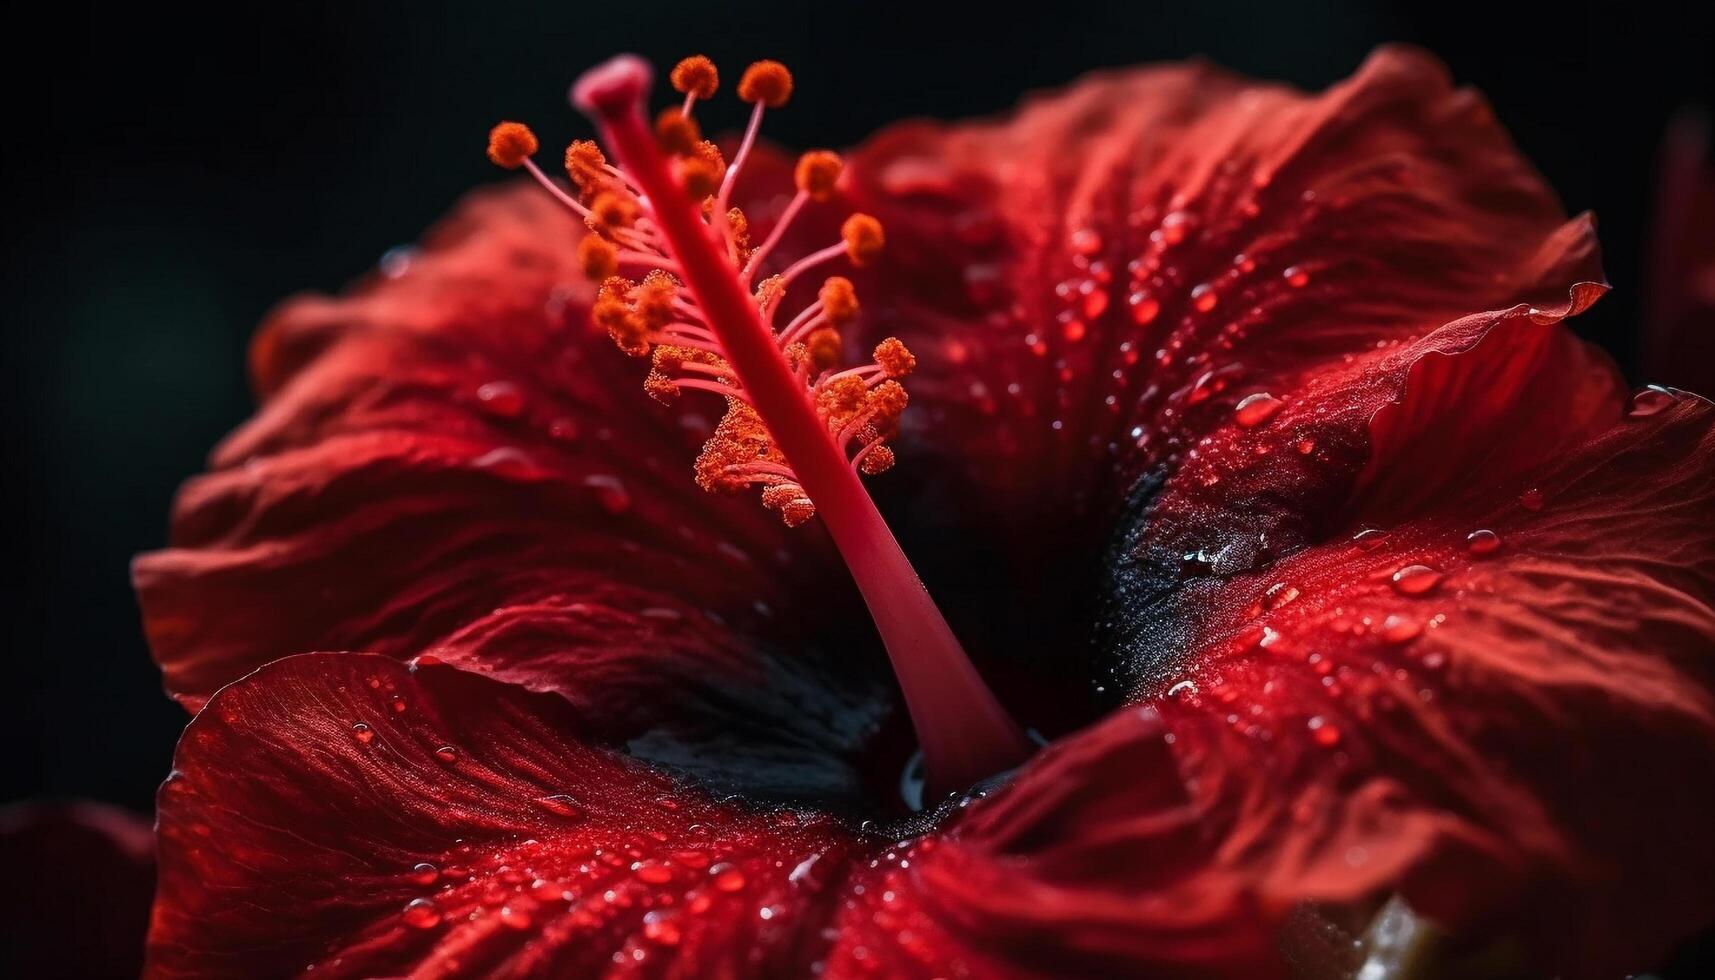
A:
[[379, 246, 417, 279], [1234, 393, 1284, 427], [710, 864, 748, 892], [410, 862, 439, 886], [1307, 715, 1341, 747], [352, 723, 374, 745], [476, 381, 525, 419], [1191, 283, 1218, 313], [435, 745, 459, 763], [1465, 529, 1501, 556], [643, 910, 683, 946], [499, 904, 533, 930], [1128, 292, 1160, 325], [1160, 210, 1196, 245], [1283, 265, 1310, 288], [1070, 228, 1103, 256], [1628, 386, 1678, 417], [583, 474, 632, 515], [1264, 582, 1299, 610], [1381, 615, 1422, 645], [1519, 488, 1544, 511], [533, 794, 584, 820], [633, 861, 674, 885], [1391, 565, 1442, 596], [391, 697, 407, 713], [1296, 437, 1316, 455], [402, 897, 441, 929], [1352, 528, 1389, 551]]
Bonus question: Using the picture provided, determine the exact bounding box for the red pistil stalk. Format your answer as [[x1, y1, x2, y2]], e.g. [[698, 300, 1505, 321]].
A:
[[487, 54, 1031, 796]]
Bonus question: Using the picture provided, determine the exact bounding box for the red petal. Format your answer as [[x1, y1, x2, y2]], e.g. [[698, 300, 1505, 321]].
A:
[[843, 46, 1606, 556], [149, 653, 864, 978], [131, 187, 890, 797], [0, 802, 154, 978]]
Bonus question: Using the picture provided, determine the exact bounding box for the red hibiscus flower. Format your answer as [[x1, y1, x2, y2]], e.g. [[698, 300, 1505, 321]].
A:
[[133, 47, 1715, 978]]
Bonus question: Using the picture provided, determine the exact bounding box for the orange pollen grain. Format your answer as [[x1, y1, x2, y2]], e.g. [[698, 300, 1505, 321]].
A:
[[819, 276, 859, 324], [795, 150, 843, 200], [841, 214, 885, 266], [486, 122, 539, 169], [874, 338, 916, 377], [737, 60, 793, 107], [654, 109, 701, 156], [578, 235, 619, 281], [564, 140, 608, 193], [669, 55, 719, 100]]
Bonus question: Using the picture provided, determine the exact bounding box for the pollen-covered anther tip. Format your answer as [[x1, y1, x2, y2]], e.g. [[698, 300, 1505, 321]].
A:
[[807, 328, 843, 370], [761, 483, 816, 527], [589, 191, 638, 231], [571, 54, 653, 117], [564, 141, 608, 195], [670, 55, 719, 100], [841, 214, 885, 266], [486, 122, 538, 168], [795, 150, 843, 201], [578, 235, 619, 281], [655, 109, 701, 156], [737, 60, 793, 108], [874, 337, 916, 377], [643, 371, 681, 403], [858, 445, 895, 475], [679, 141, 726, 200], [819, 276, 859, 324]]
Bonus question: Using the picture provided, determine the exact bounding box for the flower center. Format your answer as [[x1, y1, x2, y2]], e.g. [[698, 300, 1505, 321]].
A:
[[489, 54, 1032, 797]]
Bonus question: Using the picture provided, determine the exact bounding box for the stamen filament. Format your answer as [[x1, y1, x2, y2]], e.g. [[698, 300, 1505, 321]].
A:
[[572, 55, 1031, 795], [743, 189, 808, 283]]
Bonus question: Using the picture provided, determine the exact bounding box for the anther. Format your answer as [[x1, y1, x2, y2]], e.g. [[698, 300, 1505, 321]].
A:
[[841, 214, 885, 266], [655, 109, 701, 156], [873, 338, 916, 378], [669, 55, 719, 101], [486, 122, 539, 169], [795, 150, 843, 201], [680, 141, 725, 200], [819, 277, 859, 324], [564, 141, 608, 195], [737, 60, 793, 107], [578, 236, 619, 280]]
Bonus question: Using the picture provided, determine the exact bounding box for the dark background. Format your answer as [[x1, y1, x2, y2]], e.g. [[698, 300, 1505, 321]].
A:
[[1, 0, 1710, 966]]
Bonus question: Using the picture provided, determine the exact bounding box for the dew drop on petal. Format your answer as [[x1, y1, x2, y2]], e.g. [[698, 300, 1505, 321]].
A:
[[633, 861, 674, 885], [1352, 528, 1389, 551], [1391, 564, 1442, 596], [1283, 265, 1310, 288], [643, 910, 683, 946], [1307, 715, 1341, 747], [1627, 386, 1677, 418], [710, 864, 747, 892], [391, 697, 407, 713], [1070, 228, 1103, 256], [476, 381, 526, 419], [1519, 488, 1544, 511], [1381, 615, 1422, 645], [533, 794, 585, 820], [1128, 292, 1160, 325], [352, 723, 374, 745], [499, 904, 533, 930], [1234, 393, 1284, 427], [1191, 283, 1218, 313], [583, 474, 632, 515], [1465, 529, 1501, 556], [410, 862, 439, 886], [435, 745, 459, 763], [402, 897, 441, 929]]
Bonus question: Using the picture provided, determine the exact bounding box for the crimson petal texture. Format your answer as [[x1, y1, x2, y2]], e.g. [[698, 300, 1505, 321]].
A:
[[132, 187, 888, 802], [149, 653, 863, 978], [841, 47, 1606, 592]]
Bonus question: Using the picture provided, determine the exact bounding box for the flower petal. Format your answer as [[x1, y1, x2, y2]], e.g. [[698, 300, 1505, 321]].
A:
[[842, 46, 1606, 568], [132, 187, 889, 800], [149, 653, 865, 979]]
